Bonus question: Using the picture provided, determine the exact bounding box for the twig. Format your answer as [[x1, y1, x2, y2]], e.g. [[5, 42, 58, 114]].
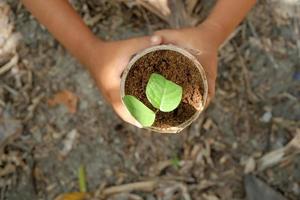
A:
[[257, 130, 300, 171], [157, 181, 192, 200], [233, 42, 260, 103], [135, 0, 169, 24], [204, 140, 214, 167], [179, 183, 191, 200], [109, 193, 143, 200], [294, 10, 300, 58], [102, 180, 157, 196], [2, 84, 18, 96], [136, 0, 194, 28], [187, 115, 204, 141], [186, 0, 199, 16], [247, 18, 280, 69], [150, 160, 172, 176], [0, 134, 20, 152], [168, 0, 190, 28], [189, 180, 217, 192], [84, 13, 102, 27], [139, 5, 153, 34], [273, 117, 298, 128], [161, 175, 195, 183], [0, 98, 5, 107], [59, 129, 78, 157], [0, 55, 18, 75], [0, 163, 16, 176], [24, 93, 45, 122]]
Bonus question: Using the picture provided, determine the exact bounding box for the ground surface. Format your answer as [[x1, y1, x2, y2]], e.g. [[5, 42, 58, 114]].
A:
[[0, 0, 299, 200]]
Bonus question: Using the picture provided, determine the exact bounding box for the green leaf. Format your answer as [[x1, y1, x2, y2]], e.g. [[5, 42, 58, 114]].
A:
[[78, 165, 87, 193], [123, 95, 155, 127], [146, 73, 182, 112], [171, 156, 181, 169]]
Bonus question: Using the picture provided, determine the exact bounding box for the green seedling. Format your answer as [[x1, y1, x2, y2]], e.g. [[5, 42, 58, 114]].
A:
[[123, 73, 183, 127], [171, 156, 181, 169]]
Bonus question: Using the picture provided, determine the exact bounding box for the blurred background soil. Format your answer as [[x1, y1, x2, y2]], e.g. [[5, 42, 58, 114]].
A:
[[0, 0, 299, 199]]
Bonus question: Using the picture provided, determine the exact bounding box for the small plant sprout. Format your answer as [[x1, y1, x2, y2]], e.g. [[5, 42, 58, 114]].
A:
[[171, 155, 181, 169], [123, 73, 183, 127]]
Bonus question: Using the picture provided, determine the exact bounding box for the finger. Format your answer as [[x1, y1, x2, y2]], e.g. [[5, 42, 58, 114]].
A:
[[150, 35, 162, 45], [206, 80, 215, 106], [126, 35, 162, 56], [116, 35, 163, 75], [204, 62, 217, 107], [154, 29, 183, 45]]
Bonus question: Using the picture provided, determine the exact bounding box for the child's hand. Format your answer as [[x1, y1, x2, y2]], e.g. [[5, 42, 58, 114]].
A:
[[86, 36, 162, 126], [154, 23, 221, 105]]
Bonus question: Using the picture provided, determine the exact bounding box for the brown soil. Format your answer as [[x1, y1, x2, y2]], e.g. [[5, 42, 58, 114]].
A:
[[124, 50, 204, 128]]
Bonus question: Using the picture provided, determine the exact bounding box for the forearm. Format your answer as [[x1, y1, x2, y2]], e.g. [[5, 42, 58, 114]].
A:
[[201, 0, 257, 47], [21, 0, 99, 66]]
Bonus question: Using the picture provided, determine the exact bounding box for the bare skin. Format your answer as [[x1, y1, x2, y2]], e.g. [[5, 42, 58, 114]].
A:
[[21, 0, 256, 126]]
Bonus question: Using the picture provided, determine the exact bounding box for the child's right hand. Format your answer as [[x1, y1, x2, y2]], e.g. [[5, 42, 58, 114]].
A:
[[84, 36, 162, 126]]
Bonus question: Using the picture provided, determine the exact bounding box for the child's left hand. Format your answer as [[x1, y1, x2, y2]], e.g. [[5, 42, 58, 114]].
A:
[[155, 24, 221, 105]]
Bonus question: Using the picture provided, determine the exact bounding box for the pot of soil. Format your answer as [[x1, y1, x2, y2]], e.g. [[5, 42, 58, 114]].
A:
[[121, 44, 208, 133]]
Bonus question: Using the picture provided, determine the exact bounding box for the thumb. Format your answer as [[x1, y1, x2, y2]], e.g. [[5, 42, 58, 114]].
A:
[[127, 35, 162, 55], [154, 29, 182, 45]]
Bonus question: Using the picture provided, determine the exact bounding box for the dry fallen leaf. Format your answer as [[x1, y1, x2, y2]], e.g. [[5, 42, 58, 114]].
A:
[[60, 129, 78, 157], [244, 157, 256, 174], [48, 90, 78, 113], [257, 130, 300, 171], [54, 192, 88, 200]]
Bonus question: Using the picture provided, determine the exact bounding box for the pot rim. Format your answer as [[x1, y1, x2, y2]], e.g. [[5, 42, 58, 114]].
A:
[[120, 44, 208, 133]]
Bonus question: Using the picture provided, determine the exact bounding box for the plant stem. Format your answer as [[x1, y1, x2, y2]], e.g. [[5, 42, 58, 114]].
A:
[[78, 165, 87, 192]]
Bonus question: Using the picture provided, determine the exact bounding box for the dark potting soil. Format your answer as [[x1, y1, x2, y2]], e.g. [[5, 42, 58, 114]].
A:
[[124, 50, 204, 128]]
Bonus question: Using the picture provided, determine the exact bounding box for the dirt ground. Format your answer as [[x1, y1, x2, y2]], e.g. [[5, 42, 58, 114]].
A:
[[0, 0, 299, 200]]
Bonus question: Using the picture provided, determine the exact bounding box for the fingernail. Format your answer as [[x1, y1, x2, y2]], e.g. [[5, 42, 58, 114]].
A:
[[150, 35, 161, 45]]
